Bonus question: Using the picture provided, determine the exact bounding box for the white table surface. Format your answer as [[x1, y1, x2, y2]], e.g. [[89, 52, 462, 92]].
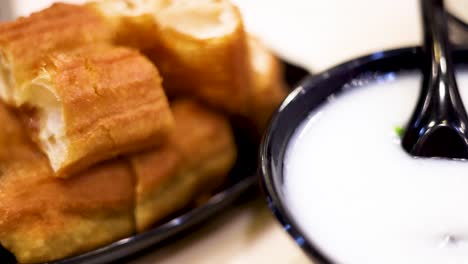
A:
[[6, 0, 463, 263]]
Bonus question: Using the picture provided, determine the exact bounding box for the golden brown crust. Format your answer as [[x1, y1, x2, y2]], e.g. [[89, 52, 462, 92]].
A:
[[147, 21, 252, 114], [0, 103, 135, 264], [130, 146, 195, 232], [152, 1, 252, 115], [246, 36, 288, 133], [91, 0, 253, 115], [23, 44, 174, 178], [170, 100, 237, 190], [0, 103, 29, 151], [87, 0, 167, 50], [0, 3, 114, 105], [129, 99, 237, 231]]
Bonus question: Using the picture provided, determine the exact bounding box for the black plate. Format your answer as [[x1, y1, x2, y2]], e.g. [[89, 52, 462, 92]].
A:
[[0, 61, 308, 264], [260, 47, 468, 264]]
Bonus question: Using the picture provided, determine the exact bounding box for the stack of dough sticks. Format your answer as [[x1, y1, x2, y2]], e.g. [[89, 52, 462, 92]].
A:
[[0, 1, 288, 263]]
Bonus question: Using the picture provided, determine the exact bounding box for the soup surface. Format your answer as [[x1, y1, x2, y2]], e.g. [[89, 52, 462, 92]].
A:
[[284, 71, 468, 264]]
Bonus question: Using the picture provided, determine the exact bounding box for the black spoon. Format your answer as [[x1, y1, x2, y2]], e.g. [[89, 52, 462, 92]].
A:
[[402, 0, 468, 159]]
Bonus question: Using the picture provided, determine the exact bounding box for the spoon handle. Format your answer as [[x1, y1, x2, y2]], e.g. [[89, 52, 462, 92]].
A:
[[420, 0, 468, 124], [401, 0, 468, 158]]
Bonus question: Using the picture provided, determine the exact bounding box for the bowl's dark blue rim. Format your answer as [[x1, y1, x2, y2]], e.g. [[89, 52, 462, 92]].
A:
[[259, 46, 468, 264]]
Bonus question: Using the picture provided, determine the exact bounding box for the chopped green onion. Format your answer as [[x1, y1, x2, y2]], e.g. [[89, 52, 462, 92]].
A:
[[394, 126, 404, 138]]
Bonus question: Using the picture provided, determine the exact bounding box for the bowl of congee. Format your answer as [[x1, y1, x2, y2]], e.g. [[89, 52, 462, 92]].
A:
[[259, 46, 468, 264]]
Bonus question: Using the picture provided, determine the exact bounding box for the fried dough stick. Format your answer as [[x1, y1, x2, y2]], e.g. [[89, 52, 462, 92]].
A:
[[89, 0, 167, 50], [0, 3, 113, 106], [90, 0, 252, 114], [129, 100, 236, 231], [246, 36, 288, 133], [0, 104, 135, 264], [21, 45, 173, 178]]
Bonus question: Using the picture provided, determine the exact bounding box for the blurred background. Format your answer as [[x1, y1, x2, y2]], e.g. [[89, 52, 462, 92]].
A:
[[0, 0, 425, 71], [3, 0, 468, 70]]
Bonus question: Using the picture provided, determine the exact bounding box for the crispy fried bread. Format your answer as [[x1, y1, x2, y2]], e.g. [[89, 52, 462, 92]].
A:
[[22, 44, 173, 177], [246, 36, 288, 133], [0, 3, 113, 106], [129, 99, 236, 231], [0, 103, 135, 264], [91, 0, 252, 114]]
